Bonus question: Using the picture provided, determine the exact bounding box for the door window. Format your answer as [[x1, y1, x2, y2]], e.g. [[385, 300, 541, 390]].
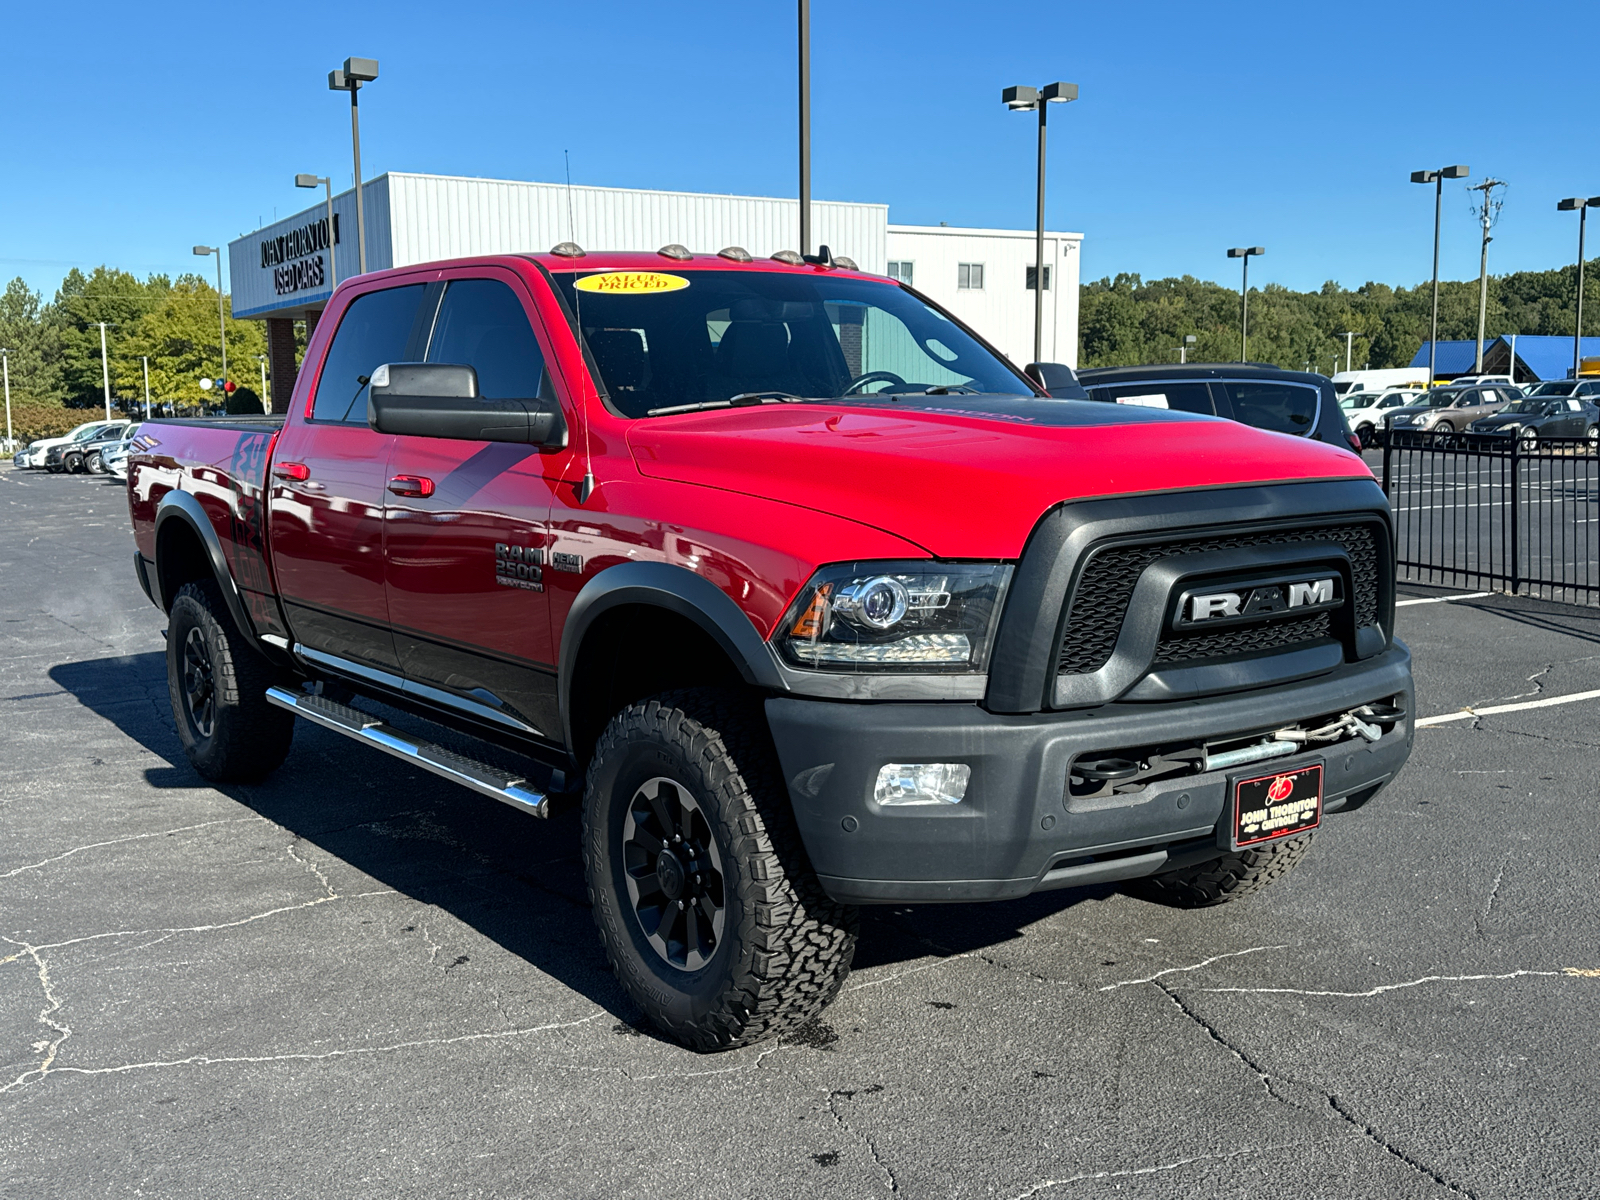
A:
[[425, 279, 547, 399], [1218, 381, 1318, 435], [1088, 382, 1215, 415], [312, 284, 428, 422]]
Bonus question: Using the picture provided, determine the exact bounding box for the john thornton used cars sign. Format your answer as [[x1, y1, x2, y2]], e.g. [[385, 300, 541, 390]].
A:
[[260, 215, 340, 296]]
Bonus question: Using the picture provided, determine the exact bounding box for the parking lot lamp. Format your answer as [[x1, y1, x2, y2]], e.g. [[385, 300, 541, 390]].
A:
[[96, 322, 112, 419], [798, 1, 810, 256], [141, 356, 151, 420], [1557, 196, 1600, 379], [1340, 330, 1357, 374], [1174, 333, 1196, 364], [256, 354, 269, 410], [2, 348, 11, 451], [1410, 165, 1470, 383], [329, 58, 378, 275], [1003, 81, 1078, 365], [295, 174, 336, 289], [1226, 247, 1265, 361], [193, 246, 227, 391]]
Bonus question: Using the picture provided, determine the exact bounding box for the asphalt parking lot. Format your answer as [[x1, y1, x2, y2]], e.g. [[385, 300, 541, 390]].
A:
[[3, 464, 1598, 1199]]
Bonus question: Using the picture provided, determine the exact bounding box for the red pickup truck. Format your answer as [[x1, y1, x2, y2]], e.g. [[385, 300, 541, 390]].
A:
[[127, 247, 1413, 1050]]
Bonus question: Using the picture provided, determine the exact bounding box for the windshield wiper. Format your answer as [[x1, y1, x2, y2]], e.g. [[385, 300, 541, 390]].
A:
[[647, 392, 806, 417], [918, 385, 978, 395]]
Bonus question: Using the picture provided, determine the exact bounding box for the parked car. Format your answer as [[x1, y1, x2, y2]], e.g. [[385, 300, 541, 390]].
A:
[[43, 420, 130, 472], [1384, 384, 1518, 441], [1468, 396, 1600, 446], [1520, 378, 1600, 402], [80, 423, 141, 474], [127, 250, 1411, 1051], [1340, 389, 1424, 447], [1448, 374, 1517, 388], [1076, 363, 1361, 450], [101, 425, 145, 480], [14, 419, 124, 469]]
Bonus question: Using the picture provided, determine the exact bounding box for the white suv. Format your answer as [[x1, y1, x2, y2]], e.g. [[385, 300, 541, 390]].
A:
[[1339, 389, 1423, 446]]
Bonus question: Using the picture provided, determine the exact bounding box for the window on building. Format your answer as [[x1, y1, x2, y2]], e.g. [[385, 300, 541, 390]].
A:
[[958, 263, 985, 291], [886, 261, 914, 285], [1025, 265, 1052, 291]]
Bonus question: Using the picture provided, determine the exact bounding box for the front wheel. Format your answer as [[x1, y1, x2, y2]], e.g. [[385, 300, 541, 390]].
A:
[[63, 451, 84, 474], [86, 450, 105, 474], [583, 689, 858, 1051], [1520, 429, 1538, 452], [167, 580, 295, 781], [1124, 833, 1315, 908]]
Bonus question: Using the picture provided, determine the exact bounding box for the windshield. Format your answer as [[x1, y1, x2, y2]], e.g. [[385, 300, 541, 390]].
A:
[[1425, 392, 1465, 408], [1339, 393, 1378, 410], [551, 269, 1030, 418], [1503, 399, 1554, 415], [1527, 382, 1575, 397]]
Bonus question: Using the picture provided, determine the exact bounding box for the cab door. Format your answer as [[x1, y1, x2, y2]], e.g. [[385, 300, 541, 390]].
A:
[[269, 281, 431, 673], [381, 270, 572, 742]]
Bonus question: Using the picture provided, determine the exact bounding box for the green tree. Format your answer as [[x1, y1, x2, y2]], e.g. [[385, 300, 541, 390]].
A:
[[110, 275, 266, 413]]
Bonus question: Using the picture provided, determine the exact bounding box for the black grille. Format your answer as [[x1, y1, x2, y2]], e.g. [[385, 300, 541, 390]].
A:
[[1058, 523, 1381, 675]]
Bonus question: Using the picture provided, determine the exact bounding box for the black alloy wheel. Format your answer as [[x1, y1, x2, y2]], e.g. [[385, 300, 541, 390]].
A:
[[622, 776, 727, 970], [181, 626, 217, 739]]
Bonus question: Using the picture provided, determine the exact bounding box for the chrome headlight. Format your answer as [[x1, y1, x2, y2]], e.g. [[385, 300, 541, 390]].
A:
[[777, 561, 1013, 673]]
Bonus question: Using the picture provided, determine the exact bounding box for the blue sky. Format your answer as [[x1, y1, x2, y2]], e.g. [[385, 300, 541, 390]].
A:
[[4, 0, 1593, 300]]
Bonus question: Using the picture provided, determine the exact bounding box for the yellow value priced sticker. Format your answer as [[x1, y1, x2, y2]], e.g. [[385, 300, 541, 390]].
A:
[[573, 272, 690, 294]]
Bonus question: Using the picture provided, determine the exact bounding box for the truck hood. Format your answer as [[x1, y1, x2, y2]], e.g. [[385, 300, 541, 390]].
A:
[[627, 397, 1371, 559]]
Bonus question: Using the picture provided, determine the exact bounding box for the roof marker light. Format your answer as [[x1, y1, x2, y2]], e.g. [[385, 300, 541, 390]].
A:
[[833, 255, 859, 271], [771, 250, 804, 266], [717, 246, 754, 263], [657, 243, 693, 260], [549, 241, 586, 258]]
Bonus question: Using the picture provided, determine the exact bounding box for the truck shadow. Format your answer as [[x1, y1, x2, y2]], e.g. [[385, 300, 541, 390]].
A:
[[50, 652, 1107, 1022]]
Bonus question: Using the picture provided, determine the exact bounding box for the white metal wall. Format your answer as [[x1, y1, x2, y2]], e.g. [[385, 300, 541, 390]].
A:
[[385, 173, 886, 274], [885, 224, 1082, 368]]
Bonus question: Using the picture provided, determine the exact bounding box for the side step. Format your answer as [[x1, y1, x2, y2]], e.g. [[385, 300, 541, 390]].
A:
[[265, 686, 550, 819]]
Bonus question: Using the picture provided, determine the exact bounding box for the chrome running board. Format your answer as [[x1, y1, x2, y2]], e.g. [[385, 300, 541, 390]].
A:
[[265, 686, 550, 819]]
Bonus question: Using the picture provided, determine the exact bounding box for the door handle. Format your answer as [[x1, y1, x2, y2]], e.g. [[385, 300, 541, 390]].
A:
[[387, 475, 435, 498], [273, 461, 310, 482]]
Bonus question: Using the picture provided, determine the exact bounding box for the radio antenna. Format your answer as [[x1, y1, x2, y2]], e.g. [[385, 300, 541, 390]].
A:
[[564, 150, 577, 245]]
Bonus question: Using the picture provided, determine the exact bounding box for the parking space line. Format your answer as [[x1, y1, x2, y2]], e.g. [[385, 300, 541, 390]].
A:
[[1417, 686, 1600, 727], [1396, 592, 1490, 607]]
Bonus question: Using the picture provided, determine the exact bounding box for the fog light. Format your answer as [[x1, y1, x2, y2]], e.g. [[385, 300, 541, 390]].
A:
[[874, 763, 971, 806]]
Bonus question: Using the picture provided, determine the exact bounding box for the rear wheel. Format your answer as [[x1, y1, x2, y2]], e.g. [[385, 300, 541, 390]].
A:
[[86, 450, 105, 474], [1356, 423, 1375, 448], [166, 580, 294, 781], [1125, 833, 1315, 908], [583, 689, 858, 1051]]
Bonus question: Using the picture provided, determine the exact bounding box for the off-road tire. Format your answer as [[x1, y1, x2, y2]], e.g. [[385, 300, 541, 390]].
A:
[[167, 579, 294, 782], [583, 689, 858, 1051], [1125, 833, 1315, 908]]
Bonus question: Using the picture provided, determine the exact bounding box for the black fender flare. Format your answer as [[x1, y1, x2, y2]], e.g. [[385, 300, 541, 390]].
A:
[[153, 489, 259, 646], [557, 561, 786, 750]]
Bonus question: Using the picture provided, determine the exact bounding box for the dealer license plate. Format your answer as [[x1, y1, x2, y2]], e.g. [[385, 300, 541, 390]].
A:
[[1230, 762, 1322, 850]]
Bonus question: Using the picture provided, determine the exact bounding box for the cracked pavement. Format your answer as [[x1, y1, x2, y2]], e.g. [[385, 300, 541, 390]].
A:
[[2, 466, 1598, 1198]]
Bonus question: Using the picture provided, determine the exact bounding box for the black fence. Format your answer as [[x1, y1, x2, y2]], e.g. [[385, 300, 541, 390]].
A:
[[1380, 432, 1600, 604]]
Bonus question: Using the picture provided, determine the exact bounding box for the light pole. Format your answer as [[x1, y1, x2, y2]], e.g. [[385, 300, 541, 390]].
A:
[[798, 1, 810, 256], [1340, 330, 1356, 374], [1003, 80, 1078, 366], [1557, 196, 1600, 380], [328, 57, 378, 275], [1, 348, 11, 451], [193, 245, 227, 388], [1410, 164, 1470, 383], [1226, 246, 1265, 361], [96, 322, 113, 419], [256, 354, 269, 410], [1174, 334, 1196, 363], [141, 356, 151, 420], [295, 173, 337, 290]]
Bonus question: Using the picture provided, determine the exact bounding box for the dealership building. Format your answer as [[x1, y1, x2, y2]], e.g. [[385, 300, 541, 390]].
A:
[[228, 172, 1082, 408]]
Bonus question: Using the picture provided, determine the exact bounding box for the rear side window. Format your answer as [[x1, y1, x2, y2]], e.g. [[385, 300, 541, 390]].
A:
[[1217, 381, 1317, 435], [312, 284, 427, 422], [425, 279, 547, 400], [1087, 382, 1214, 415]]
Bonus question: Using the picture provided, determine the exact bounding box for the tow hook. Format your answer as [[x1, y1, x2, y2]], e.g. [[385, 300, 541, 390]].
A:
[[1203, 702, 1407, 772]]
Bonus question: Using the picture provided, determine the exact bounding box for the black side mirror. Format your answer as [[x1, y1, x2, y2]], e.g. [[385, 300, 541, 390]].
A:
[[1024, 361, 1089, 399], [367, 362, 567, 449]]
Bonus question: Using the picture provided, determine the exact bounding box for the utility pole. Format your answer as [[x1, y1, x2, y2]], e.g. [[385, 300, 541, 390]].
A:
[[97, 322, 112, 419], [798, 0, 810, 256], [1468, 178, 1506, 373]]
